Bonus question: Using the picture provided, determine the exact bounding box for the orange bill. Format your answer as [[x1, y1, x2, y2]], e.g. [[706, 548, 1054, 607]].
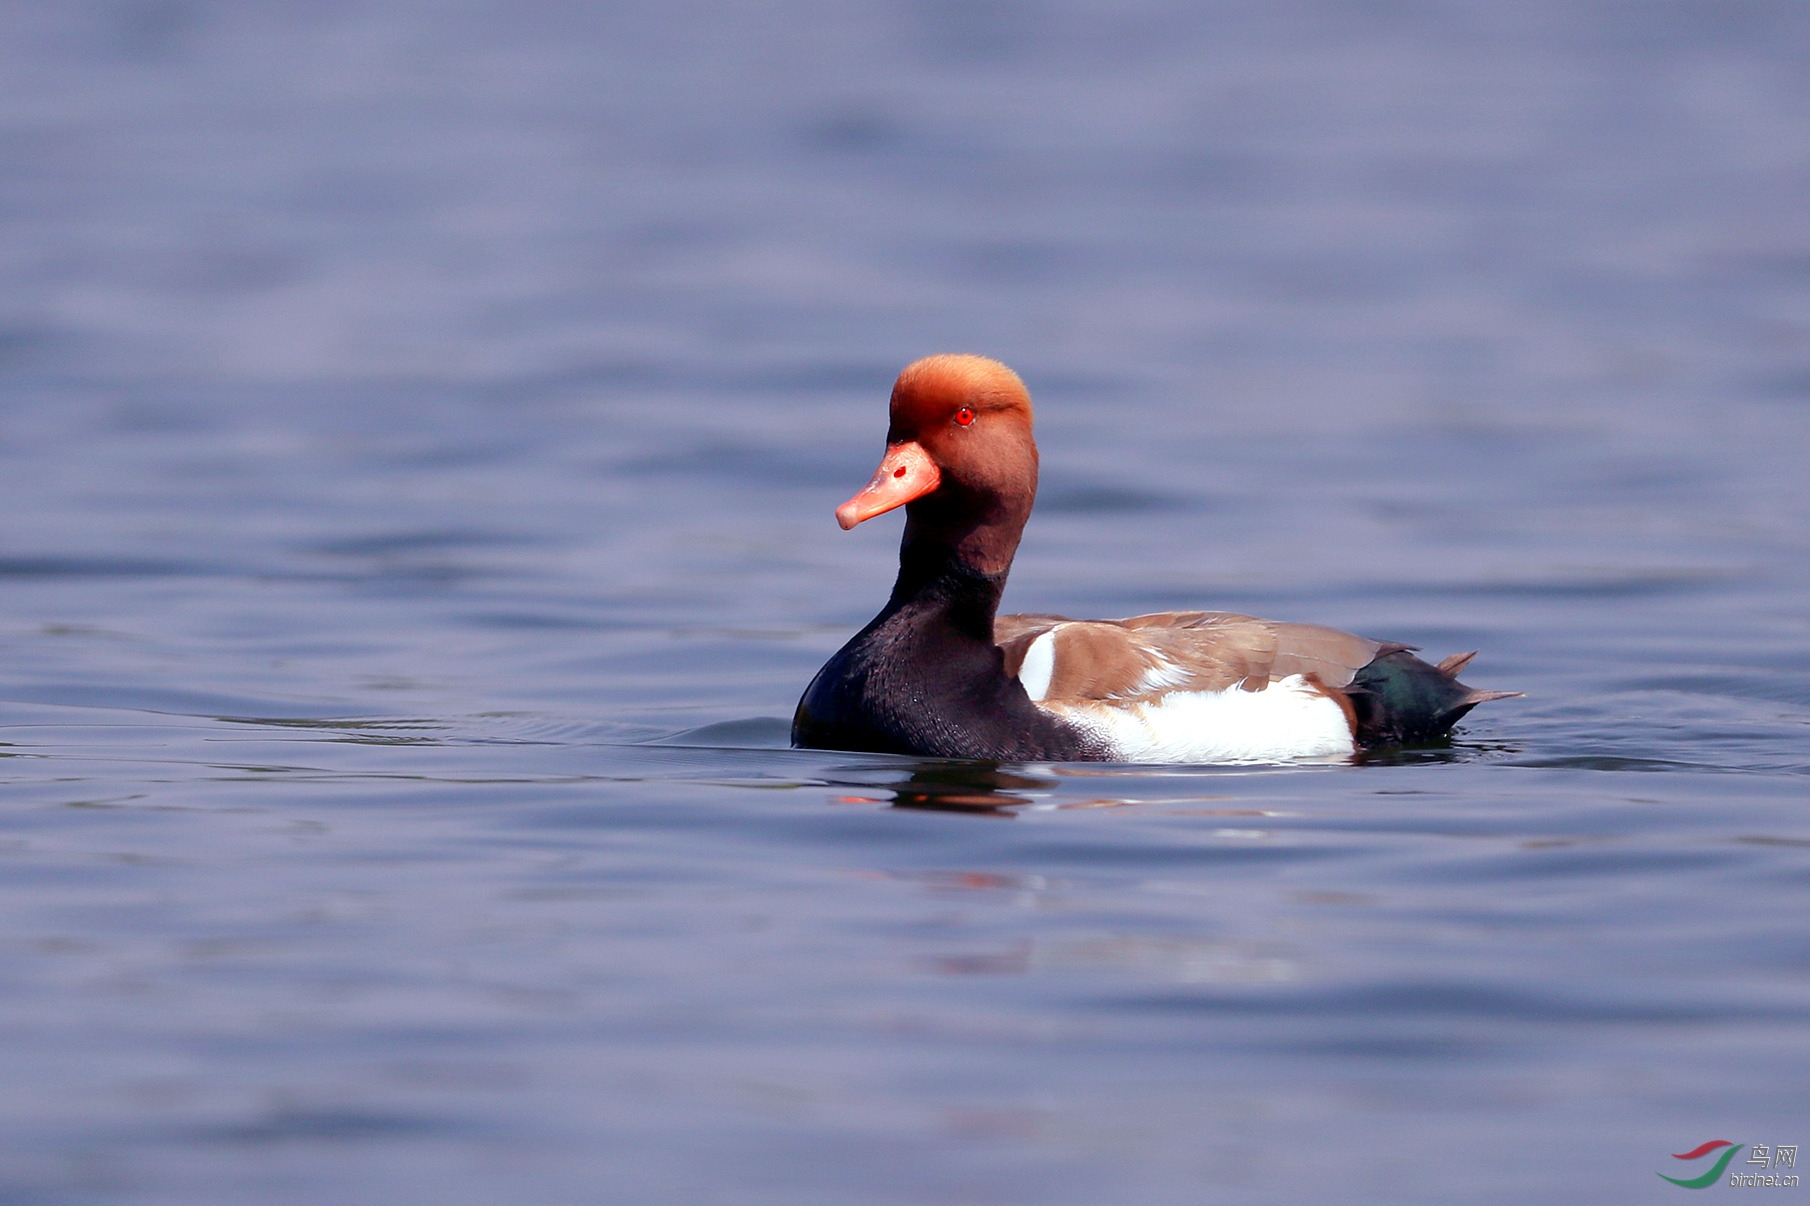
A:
[[835, 441, 941, 529]]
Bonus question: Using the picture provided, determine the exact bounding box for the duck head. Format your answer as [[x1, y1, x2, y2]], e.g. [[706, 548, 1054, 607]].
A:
[[835, 354, 1038, 577]]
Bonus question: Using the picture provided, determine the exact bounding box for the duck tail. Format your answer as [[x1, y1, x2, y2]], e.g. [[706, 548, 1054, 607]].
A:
[[1435, 650, 1477, 677], [1347, 649, 1521, 746]]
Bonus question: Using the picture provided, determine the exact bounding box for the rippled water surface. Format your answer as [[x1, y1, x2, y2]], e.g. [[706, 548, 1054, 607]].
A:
[[3, 3, 1809, 1202]]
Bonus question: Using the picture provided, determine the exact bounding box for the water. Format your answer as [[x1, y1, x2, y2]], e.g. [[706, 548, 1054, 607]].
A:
[[2, 3, 1808, 1202]]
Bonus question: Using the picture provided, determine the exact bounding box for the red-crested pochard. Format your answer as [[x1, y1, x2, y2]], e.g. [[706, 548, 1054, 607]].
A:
[[792, 354, 1518, 762]]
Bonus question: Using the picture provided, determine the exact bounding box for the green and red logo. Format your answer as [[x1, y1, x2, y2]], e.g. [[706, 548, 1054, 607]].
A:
[[1660, 1140, 1799, 1188], [1660, 1141, 1745, 1188]]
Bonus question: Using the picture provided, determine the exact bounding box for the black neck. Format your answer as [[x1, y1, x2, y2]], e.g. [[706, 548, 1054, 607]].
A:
[[883, 535, 1007, 643], [792, 527, 1098, 761]]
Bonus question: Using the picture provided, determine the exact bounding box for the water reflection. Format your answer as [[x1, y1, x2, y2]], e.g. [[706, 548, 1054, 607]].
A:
[[831, 760, 1283, 815], [834, 761, 1060, 815], [821, 741, 1522, 810], [1354, 737, 1521, 766]]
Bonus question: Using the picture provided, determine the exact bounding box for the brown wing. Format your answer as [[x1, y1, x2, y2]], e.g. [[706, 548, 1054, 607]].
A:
[[995, 611, 1270, 703], [1264, 622, 1387, 690], [993, 613, 1068, 649], [996, 610, 1385, 703], [1111, 611, 1383, 690]]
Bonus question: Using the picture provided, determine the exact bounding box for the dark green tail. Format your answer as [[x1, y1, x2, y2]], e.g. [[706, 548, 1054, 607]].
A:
[[1348, 648, 1519, 746]]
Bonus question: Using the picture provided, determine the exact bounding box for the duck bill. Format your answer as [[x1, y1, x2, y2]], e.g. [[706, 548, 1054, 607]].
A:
[[835, 441, 941, 530]]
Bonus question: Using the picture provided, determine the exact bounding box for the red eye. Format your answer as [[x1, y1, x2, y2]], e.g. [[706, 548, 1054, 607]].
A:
[[954, 406, 975, 426]]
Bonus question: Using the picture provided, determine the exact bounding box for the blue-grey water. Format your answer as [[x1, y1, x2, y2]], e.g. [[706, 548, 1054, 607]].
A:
[[3, 3, 1808, 1202]]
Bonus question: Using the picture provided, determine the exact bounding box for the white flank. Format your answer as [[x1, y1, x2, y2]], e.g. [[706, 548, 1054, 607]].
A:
[[1017, 630, 1057, 702], [1037, 674, 1356, 763]]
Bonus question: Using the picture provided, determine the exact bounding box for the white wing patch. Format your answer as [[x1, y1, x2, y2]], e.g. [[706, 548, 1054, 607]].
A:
[[1036, 674, 1356, 763], [1017, 629, 1057, 702], [1135, 656, 1191, 695]]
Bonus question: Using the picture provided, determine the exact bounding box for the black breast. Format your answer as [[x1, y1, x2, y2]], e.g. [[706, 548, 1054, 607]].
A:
[[791, 603, 1103, 761]]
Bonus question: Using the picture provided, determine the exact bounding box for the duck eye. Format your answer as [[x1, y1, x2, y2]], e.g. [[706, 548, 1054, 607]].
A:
[[954, 406, 975, 427]]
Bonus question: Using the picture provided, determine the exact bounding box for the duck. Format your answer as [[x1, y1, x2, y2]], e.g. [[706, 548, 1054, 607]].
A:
[[791, 354, 1518, 762]]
